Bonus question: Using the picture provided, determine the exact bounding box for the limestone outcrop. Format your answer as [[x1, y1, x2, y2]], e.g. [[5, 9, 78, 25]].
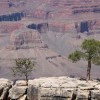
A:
[[0, 78, 12, 100], [9, 85, 27, 100], [0, 77, 100, 100], [27, 77, 100, 100]]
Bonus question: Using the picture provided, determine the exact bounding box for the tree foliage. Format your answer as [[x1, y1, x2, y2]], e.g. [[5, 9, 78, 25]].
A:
[[11, 58, 35, 85], [68, 39, 100, 80], [68, 50, 82, 62]]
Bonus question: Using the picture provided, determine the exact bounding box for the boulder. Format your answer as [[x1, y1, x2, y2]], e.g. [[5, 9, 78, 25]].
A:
[[9, 86, 27, 99], [0, 78, 13, 88], [76, 90, 89, 100], [0, 78, 12, 100], [91, 90, 100, 100]]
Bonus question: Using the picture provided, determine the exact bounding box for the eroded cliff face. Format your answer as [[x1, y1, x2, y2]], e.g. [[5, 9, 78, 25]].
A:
[[0, 77, 100, 100], [24, 0, 100, 33], [0, 0, 100, 33], [0, 22, 23, 33], [9, 29, 45, 49]]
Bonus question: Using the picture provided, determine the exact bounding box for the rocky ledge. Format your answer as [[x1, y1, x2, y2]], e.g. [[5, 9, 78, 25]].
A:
[[0, 77, 100, 100]]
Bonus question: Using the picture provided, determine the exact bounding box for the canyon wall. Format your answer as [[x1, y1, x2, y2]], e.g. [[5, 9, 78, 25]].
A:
[[27, 20, 100, 34], [0, 0, 100, 33], [25, 0, 100, 33], [0, 22, 23, 33]]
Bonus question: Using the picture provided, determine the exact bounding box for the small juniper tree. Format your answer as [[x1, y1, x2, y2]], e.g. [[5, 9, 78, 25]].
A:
[[68, 39, 100, 80], [11, 58, 35, 85]]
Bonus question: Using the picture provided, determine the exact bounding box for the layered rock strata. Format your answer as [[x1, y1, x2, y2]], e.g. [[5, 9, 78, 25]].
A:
[[0, 0, 100, 33], [8, 29, 45, 49], [0, 22, 23, 33]]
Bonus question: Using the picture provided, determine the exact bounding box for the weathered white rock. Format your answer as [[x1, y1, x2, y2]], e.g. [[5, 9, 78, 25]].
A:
[[9, 86, 27, 99], [27, 77, 100, 100], [40, 88, 57, 96], [95, 84, 100, 90], [0, 77, 100, 100], [76, 90, 89, 100], [91, 90, 100, 100], [39, 88, 74, 97], [0, 78, 12, 100], [61, 88, 74, 98], [27, 85, 40, 100], [0, 78, 13, 88], [29, 77, 78, 88], [18, 95, 27, 100], [16, 80, 27, 86]]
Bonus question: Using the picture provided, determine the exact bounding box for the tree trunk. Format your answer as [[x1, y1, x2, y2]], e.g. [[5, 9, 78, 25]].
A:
[[87, 59, 91, 80], [25, 74, 28, 86]]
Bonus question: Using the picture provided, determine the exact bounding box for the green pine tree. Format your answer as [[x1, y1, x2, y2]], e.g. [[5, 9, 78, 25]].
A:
[[68, 39, 100, 80], [11, 58, 36, 85]]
